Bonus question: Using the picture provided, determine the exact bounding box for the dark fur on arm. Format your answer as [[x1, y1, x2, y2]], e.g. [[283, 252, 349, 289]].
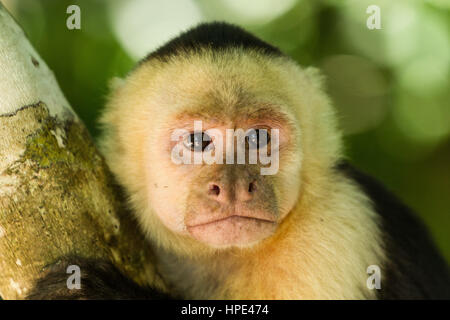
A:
[[26, 257, 171, 300]]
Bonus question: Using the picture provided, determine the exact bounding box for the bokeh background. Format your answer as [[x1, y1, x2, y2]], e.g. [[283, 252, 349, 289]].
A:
[[3, 0, 449, 261]]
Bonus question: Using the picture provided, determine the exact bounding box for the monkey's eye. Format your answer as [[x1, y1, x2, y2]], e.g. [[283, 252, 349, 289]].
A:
[[184, 132, 212, 152], [246, 129, 270, 149]]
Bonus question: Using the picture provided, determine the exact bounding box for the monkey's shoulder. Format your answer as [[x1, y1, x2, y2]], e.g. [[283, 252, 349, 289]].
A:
[[338, 162, 450, 299]]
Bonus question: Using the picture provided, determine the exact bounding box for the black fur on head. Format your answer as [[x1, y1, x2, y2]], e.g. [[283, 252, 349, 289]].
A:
[[141, 22, 283, 63]]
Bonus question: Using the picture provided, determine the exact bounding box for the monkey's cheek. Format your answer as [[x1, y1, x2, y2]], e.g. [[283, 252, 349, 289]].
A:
[[186, 216, 277, 247]]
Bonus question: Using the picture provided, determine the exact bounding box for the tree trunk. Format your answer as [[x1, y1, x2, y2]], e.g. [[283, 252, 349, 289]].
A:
[[0, 3, 163, 299]]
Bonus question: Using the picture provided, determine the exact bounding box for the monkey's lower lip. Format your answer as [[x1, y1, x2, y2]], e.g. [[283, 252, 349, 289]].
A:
[[186, 215, 277, 247], [187, 215, 275, 228]]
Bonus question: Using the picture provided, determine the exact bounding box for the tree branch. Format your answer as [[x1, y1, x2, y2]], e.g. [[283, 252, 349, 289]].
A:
[[0, 3, 164, 299]]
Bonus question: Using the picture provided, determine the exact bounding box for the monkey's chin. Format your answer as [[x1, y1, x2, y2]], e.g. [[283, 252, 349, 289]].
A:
[[186, 216, 277, 248]]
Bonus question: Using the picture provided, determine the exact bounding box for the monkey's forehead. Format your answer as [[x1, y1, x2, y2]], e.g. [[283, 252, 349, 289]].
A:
[[113, 49, 309, 138], [132, 49, 301, 112], [143, 65, 297, 130]]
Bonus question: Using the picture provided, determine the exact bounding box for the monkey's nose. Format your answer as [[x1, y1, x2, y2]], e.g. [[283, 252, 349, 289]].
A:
[[207, 182, 256, 203]]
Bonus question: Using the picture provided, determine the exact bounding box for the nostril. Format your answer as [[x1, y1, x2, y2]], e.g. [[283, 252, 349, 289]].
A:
[[248, 182, 256, 193], [209, 184, 220, 196]]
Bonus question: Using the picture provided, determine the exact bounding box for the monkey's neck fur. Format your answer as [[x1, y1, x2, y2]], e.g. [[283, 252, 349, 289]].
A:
[[152, 170, 384, 300]]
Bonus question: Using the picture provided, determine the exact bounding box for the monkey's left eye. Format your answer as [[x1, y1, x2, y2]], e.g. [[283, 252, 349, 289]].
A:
[[246, 129, 270, 149], [184, 132, 212, 152]]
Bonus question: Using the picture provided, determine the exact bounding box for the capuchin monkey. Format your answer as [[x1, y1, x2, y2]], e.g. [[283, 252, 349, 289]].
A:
[[27, 22, 450, 300]]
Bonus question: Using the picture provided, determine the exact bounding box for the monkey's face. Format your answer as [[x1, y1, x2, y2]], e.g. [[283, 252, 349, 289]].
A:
[[135, 54, 303, 249], [103, 51, 340, 251]]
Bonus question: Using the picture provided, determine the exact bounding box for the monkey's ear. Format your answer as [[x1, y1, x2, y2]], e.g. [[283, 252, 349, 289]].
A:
[[108, 77, 126, 91]]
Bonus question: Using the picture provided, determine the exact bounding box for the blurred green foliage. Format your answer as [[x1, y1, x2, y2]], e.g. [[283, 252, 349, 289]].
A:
[[4, 0, 449, 261]]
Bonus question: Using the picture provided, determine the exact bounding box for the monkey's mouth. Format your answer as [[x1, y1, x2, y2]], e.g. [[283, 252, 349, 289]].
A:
[[186, 215, 277, 247]]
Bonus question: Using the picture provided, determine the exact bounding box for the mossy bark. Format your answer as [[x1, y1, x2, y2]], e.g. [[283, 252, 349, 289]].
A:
[[0, 103, 164, 299]]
